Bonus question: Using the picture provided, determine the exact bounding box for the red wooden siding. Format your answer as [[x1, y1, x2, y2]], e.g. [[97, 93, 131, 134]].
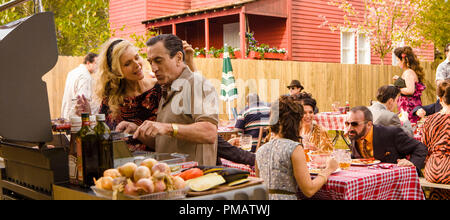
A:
[[291, 0, 434, 63], [190, 0, 237, 9], [147, 0, 191, 19], [109, 0, 434, 63], [110, 0, 148, 40], [291, 0, 346, 63]]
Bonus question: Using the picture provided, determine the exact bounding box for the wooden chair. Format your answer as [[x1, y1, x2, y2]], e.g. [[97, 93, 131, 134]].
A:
[[419, 177, 450, 190], [255, 127, 269, 152]]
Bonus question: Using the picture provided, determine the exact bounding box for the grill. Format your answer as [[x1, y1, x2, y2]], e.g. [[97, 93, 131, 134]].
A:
[[0, 2, 66, 200]]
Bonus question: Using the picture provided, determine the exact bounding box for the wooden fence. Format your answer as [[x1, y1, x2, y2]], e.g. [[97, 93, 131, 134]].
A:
[[43, 57, 437, 120]]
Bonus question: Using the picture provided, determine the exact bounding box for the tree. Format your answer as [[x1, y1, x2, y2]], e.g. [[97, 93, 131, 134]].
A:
[[320, 0, 427, 64], [415, 0, 450, 55], [0, 0, 110, 56]]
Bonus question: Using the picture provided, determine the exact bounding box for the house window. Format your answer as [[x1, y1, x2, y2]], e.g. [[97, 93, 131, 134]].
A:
[[341, 31, 355, 64], [223, 22, 240, 48], [357, 33, 370, 64]]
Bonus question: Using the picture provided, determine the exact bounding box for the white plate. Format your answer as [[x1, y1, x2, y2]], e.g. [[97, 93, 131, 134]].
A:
[[309, 168, 341, 175], [351, 159, 381, 166]]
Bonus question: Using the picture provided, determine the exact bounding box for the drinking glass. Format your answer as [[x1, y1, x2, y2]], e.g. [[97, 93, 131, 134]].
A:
[[239, 134, 253, 151], [333, 149, 352, 170]]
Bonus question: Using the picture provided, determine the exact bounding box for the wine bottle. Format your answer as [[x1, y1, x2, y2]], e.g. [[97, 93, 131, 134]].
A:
[[94, 114, 113, 176], [79, 113, 100, 187]]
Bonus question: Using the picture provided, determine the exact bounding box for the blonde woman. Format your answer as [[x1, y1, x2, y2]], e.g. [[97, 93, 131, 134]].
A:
[[76, 38, 196, 151]]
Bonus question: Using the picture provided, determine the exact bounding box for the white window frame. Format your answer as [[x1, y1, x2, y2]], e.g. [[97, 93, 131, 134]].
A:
[[357, 33, 371, 64], [340, 30, 356, 64]]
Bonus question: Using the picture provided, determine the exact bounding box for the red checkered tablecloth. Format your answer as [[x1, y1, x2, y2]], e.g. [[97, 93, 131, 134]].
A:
[[220, 158, 256, 177], [411, 122, 424, 142], [314, 112, 347, 131], [298, 164, 425, 200]]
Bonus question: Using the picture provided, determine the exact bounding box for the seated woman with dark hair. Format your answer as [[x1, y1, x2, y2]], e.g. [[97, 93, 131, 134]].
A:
[[255, 96, 338, 200], [297, 97, 333, 152], [421, 79, 450, 200]]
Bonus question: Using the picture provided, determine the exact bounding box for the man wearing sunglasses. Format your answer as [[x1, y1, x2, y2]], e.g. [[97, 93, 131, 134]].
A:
[[346, 106, 427, 172], [287, 80, 304, 96]]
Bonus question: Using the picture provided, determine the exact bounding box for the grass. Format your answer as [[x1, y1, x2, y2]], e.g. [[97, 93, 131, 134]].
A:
[[327, 130, 351, 150]]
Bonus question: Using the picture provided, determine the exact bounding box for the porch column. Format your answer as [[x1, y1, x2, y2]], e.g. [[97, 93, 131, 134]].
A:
[[239, 11, 246, 59], [172, 23, 176, 35], [205, 18, 210, 58]]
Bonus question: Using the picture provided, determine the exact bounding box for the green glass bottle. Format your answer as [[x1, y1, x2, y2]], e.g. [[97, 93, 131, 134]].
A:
[[79, 113, 99, 187], [94, 114, 113, 175]]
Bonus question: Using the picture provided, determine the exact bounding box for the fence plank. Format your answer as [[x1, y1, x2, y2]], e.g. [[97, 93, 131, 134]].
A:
[[42, 57, 437, 120]]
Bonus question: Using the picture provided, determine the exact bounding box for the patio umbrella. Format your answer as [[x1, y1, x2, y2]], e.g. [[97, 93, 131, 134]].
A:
[[220, 45, 238, 120]]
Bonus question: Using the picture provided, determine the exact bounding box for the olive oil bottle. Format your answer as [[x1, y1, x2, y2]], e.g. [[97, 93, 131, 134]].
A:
[[94, 114, 113, 176], [79, 113, 99, 187]]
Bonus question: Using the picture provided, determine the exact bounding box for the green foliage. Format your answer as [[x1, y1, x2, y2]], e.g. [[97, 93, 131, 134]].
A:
[[415, 0, 450, 53], [0, 0, 110, 56], [130, 29, 159, 59]]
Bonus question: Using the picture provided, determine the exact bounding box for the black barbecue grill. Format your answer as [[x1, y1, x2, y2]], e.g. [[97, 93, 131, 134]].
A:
[[0, 0, 69, 200]]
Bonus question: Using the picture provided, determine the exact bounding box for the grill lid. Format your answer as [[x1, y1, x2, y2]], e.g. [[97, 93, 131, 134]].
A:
[[0, 12, 58, 143]]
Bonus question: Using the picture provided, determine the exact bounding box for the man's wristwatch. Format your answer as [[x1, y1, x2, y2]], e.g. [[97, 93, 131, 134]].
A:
[[171, 123, 178, 137]]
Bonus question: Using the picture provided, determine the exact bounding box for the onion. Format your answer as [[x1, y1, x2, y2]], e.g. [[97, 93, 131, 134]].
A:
[[140, 158, 158, 171], [124, 179, 139, 196], [103, 169, 121, 179], [94, 177, 113, 190], [151, 162, 171, 175], [153, 180, 166, 193], [172, 176, 186, 190], [135, 178, 154, 194], [101, 176, 114, 190], [133, 166, 151, 182], [118, 162, 137, 178]]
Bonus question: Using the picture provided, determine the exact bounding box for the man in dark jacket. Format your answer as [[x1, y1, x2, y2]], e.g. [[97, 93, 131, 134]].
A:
[[346, 106, 427, 171], [216, 135, 255, 166]]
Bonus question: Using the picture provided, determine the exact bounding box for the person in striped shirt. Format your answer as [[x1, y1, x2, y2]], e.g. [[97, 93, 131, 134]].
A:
[[234, 93, 271, 152]]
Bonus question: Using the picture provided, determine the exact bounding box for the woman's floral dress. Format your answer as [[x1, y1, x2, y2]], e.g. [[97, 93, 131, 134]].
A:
[[397, 81, 426, 124]]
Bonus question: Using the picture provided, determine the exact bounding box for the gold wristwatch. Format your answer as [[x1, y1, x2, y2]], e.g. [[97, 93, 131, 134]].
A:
[[171, 123, 178, 137]]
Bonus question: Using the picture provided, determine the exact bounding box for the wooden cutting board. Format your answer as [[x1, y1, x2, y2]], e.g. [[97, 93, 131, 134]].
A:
[[187, 177, 264, 197]]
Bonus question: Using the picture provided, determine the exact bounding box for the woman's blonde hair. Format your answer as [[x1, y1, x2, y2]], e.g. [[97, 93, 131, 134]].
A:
[[95, 38, 139, 119]]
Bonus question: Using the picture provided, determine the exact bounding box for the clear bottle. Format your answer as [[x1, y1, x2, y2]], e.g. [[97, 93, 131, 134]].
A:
[[68, 117, 82, 185], [79, 113, 100, 187], [94, 114, 113, 176]]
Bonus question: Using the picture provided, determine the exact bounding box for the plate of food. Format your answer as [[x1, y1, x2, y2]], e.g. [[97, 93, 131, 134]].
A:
[[351, 158, 381, 166], [309, 168, 341, 175]]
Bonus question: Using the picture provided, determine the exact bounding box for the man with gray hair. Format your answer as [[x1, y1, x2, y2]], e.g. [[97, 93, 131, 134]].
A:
[[346, 106, 427, 172], [131, 34, 219, 166]]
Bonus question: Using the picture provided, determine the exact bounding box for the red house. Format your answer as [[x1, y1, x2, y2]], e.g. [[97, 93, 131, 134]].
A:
[[109, 0, 434, 64]]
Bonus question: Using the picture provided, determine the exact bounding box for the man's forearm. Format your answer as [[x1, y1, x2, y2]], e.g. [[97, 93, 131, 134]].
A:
[[176, 122, 217, 144]]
